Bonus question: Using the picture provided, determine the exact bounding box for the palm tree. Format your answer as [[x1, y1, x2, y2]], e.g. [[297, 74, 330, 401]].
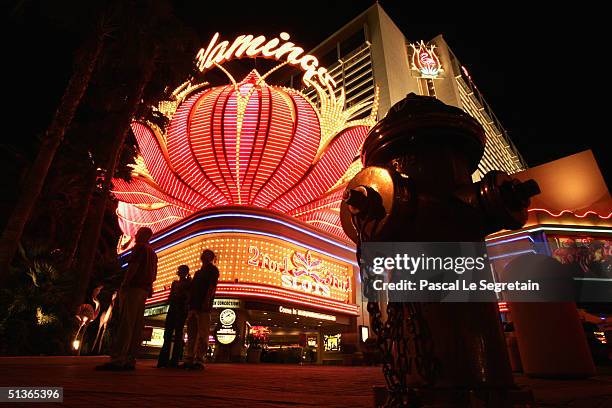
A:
[[0, 16, 107, 280], [71, 50, 158, 310], [70, 0, 199, 308]]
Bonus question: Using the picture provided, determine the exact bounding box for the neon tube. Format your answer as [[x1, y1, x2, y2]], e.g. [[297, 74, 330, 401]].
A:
[[122, 226, 357, 267], [145, 283, 358, 315], [487, 226, 612, 241], [529, 208, 612, 220], [120, 212, 356, 261], [486, 235, 534, 246], [488, 249, 537, 261]]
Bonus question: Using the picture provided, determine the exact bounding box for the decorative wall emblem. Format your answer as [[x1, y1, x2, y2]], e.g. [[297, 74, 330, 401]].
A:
[[409, 40, 442, 78]]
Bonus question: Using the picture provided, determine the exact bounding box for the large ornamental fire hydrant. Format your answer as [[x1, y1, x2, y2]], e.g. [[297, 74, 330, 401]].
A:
[[340, 94, 540, 407]]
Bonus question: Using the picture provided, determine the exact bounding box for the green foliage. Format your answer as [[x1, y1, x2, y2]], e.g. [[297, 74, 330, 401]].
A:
[[0, 242, 74, 355], [1, 0, 201, 355], [0, 240, 125, 355]]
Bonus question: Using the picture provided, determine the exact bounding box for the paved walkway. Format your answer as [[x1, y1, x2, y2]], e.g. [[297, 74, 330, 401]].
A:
[[1, 357, 612, 407]]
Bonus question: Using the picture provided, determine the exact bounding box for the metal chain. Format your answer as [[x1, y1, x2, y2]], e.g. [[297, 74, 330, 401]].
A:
[[356, 223, 436, 407]]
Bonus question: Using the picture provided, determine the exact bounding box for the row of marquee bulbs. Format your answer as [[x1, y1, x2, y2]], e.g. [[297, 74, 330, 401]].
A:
[[152, 235, 352, 302]]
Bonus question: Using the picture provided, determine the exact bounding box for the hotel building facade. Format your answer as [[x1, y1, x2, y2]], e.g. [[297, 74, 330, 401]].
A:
[[109, 4, 609, 365], [293, 3, 526, 181]]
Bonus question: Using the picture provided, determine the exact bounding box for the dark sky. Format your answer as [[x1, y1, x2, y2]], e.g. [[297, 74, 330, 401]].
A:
[[176, 2, 610, 186], [4, 1, 610, 186]]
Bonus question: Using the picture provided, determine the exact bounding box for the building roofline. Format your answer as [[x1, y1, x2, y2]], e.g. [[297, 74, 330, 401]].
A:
[[308, 3, 379, 55]]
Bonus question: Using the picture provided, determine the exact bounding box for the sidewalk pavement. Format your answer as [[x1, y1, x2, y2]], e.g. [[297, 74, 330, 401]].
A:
[[1, 356, 612, 407]]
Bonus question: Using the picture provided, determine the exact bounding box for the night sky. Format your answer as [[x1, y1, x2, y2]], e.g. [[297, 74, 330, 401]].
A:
[[4, 1, 610, 186]]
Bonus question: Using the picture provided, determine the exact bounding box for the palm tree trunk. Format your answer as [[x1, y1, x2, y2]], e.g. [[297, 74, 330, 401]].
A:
[[64, 167, 97, 268], [72, 46, 158, 310], [0, 33, 104, 280]]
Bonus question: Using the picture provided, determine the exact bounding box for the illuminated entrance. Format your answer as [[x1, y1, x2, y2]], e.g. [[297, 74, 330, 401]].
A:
[[138, 207, 362, 364], [144, 299, 353, 364], [111, 31, 378, 250], [113, 31, 377, 362]]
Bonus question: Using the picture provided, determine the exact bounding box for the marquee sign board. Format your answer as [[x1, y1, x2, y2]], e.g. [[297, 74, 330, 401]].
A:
[[153, 233, 354, 304], [248, 245, 351, 299], [213, 299, 242, 309], [278, 306, 336, 322]]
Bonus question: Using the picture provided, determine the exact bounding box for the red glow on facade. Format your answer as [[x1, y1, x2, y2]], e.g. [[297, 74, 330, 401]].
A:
[[112, 71, 372, 243], [145, 283, 359, 315]]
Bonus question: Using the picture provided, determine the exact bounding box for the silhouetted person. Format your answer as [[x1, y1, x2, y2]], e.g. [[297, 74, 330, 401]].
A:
[[157, 265, 191, 368], [96, 227, 158, 371], [183, 249, 219, 370]]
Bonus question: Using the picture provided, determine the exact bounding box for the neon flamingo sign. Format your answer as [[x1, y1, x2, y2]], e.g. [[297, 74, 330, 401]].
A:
[[410, 40, 442, 78]]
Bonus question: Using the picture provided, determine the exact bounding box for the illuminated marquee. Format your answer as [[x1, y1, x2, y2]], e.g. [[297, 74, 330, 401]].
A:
[[111, 32, 379, 248], [152, 233, 353, 304], [248, 246, 351, 298], [279, 306, 337, 322], [410, 40, 442, 78], [196, 32, 335, 88], [213, 299, 242, 309]]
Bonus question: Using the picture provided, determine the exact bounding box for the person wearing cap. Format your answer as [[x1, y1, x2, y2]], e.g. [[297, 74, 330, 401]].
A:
[[96, 227, 158, 371], [183, 249, 219, 370], [157, 265, 192, 368]]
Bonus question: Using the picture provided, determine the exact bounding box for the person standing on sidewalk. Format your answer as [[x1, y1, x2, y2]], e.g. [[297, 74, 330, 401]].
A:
[[157, 265, 191, 368], [96, 227, 158, 371], [183, 249, 219, 370]]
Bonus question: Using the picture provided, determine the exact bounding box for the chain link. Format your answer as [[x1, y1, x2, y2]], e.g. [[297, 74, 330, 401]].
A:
[[357, 237, 436, 407]]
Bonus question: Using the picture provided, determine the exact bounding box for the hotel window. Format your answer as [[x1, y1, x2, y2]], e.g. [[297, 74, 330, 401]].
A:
[[455, 75, 526, 174], [339, 29, 366, 58], [319, 48, 340, 70], [304, 35, 374, 121], [343, 46, 375, 115], [425, 78, 436, 97]]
